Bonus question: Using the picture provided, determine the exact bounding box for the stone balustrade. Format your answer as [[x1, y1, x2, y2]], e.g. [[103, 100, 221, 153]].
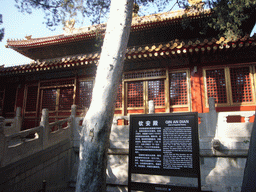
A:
[[0, 105, 76, 167], [107, 98, 255, 192], [0, 98, 255, 192], [2, 107, 22, 136]]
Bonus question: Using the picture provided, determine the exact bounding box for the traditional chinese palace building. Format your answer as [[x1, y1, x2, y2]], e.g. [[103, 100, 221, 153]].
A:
[[1, 9, 256, 128], [1, 7, 256, 192]]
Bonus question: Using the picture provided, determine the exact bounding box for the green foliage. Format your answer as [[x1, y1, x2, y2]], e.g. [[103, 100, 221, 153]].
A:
[[179, 0, 256, 40], [14, 0, 171, 29], [14, 0, 256, 40], [0, 14, 4, 42], [210, 0, 256, 40]]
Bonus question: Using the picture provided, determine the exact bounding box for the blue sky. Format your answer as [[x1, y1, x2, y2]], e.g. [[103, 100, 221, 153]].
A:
[[0, 0, 255, 67], [0, 0, 64, 67]]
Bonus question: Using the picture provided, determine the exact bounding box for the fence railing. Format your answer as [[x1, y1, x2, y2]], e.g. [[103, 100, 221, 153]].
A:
[[0, 105, 76, 167], [0, 98, 255, 167], [2, 107, 22, 136], [112, 98, 255, 157]]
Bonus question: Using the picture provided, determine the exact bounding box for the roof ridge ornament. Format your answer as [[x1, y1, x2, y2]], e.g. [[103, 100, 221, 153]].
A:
[[25, 35, 32, 40], [187, 0, 205, 13], [63, 19, 76, 35]]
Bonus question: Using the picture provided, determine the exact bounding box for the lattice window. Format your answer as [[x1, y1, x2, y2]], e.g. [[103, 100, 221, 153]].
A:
[[25, 86, 38, 112], [206, 69, 227, 104], [77, 80, 93, 110], [124, 69, 166, 79], [40, 79, 75, 87], [115, 83, 122, 108], [148, 80, 165, 106], [59, 87, 74, 110], [170, 72, 188, 105], [230, 67, 253, 103], [42, 89, 57, 111], [127, 81, 143, 107]]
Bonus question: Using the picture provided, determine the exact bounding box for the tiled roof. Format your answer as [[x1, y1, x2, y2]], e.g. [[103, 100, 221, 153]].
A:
[[1, 35, 255, 75], [6, 9, 211, 48]]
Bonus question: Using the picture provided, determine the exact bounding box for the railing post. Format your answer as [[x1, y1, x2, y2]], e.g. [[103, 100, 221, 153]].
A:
[[208, 97, 217, 138], [69, 105, 79, 187], [70, 105, 77, 141], [71, 105, 81, 148], [14, 107, 22, 133], [244, 115, 250, 123], [148, 100, 155, 114], [40, 109, 49, 149], [209, 97, 216, 111], [71, 105, 77, 118]]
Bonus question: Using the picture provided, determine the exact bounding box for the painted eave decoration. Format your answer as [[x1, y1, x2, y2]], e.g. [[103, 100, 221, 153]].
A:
[[1, 34, 256, 76]]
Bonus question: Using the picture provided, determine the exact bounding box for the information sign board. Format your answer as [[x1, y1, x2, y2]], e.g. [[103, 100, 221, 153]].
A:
[[128, 113, 200, 192]]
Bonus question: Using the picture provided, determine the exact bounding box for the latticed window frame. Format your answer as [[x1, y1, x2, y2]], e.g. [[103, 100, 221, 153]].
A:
[[147, 79, 166, 107], [40, 78, 76, 113], [22, 83, 41, 130], [41, 88, 58, 111], [123, 68, 168, 113], [168, 69, 191, 109], [24, 83, 40, 113], [124, 68, 166, 80], [77, 78, 94, 111], [229, 66, 254, 104], [115, 82, 123, 110], [126, 81, 144, 109], [203, 67, 230, 107], [59, 87, 75, 111], [203, 64, 256, 108], [40, 78, 75, 88]]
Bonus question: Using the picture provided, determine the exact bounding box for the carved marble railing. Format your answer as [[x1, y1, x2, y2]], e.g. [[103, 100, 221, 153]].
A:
[[107, 99, 255, 191], [0, 99, 255, 191], [1, 125, 44, 166], [211, 110, 254, 156], [216, 111, 254, 138], [111, 98, 255, 157], [0, 105, 76, 167], [2, 107, 22, 136]]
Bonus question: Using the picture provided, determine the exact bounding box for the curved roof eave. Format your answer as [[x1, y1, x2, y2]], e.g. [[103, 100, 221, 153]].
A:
[[1, 35, 255, 76], [6, 9, 211, 49]]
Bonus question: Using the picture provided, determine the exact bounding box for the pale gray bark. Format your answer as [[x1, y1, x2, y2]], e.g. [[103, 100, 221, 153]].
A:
[[75, 0, 134, 191]]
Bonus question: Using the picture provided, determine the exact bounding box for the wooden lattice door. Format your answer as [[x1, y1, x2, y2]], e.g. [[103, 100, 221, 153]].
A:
[[125, 79, 166, 114]]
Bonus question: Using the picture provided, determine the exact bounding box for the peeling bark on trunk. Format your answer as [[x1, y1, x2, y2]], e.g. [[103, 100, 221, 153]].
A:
[[75, 0, 134, 191]]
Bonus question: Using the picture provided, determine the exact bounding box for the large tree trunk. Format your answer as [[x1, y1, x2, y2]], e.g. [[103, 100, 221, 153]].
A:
[[75, 0, 134, 191]]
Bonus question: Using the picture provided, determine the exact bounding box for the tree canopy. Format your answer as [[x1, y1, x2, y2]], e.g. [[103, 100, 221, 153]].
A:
[[206, 0, 256, 40], [0, 14, 4, 42], [14, 0, 171, 28], [14, 0, 256, 40]]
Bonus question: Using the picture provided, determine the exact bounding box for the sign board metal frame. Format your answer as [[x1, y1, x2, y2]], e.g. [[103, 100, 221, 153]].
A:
[[128, 113, 201, 192]]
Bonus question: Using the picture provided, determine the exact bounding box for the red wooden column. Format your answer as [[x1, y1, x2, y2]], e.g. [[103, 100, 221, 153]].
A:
[[190, 66, 203, 113]]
